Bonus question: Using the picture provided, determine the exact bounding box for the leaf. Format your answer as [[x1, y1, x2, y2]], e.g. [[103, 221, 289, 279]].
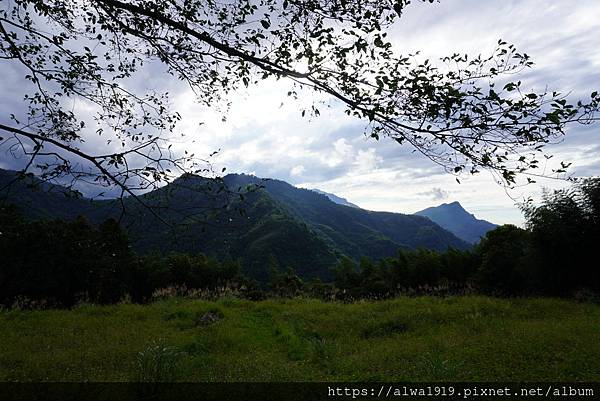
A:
[[393, 2, 403, 17], [260, 20, 270, 29], [547, 112, 560, 125]]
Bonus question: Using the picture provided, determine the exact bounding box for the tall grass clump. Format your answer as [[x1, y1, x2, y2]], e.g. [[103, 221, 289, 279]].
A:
[[135, 339, 183, 382]]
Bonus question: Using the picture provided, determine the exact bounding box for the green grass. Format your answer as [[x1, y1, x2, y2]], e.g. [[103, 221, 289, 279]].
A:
[[1, 296, 599, 381]]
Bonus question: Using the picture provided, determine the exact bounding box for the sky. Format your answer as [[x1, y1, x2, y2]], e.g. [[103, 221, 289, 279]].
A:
[[168, 0, 600, 225], [1, 0, 600, 225]]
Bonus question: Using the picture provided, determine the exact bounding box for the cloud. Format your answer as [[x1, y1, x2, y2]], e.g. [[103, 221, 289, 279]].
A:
[[326, 138, 354, 167], [290, 165, 306, 177], [1, 1, 599, 225], [418, 188, 450, 202], [353, 148, 382, 174]]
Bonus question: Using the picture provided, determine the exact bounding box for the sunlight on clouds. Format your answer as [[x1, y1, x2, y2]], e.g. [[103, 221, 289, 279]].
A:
[[352, 149, 382, 174], [325, 138, 354, 167], [160, 1, 600, 225], [290, 165, 306, 177]]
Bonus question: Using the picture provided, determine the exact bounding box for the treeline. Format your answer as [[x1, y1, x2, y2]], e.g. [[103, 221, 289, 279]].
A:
[[330, 178, 600, 299], [1, 178, 598, 307], [0, 206, 255, 307]]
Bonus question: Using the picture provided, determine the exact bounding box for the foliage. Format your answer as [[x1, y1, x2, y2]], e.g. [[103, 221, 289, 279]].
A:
[[0, 207, 246, 307], [468, 177, 600, 296], [0, 169, 469, 282], [520, 177, 600, 295], [267, 257, 304, 298], [136, 338, 183, 382], [0, 0, 598, 206], [0, 206, 137, 306], [475, 225, 530, 295], [328, 178, 600, 298], [331, 249, 478, 299], [2, 178, 600, 306]]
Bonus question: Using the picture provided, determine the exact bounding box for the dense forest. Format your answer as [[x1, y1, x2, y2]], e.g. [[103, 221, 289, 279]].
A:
[[1, 178, 598, 308]]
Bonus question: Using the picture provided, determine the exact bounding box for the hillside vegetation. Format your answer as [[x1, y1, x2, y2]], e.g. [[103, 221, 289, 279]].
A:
[[0, 169, 468, 281], [2, 177, 600, 308], [1, 296, 599, 382]]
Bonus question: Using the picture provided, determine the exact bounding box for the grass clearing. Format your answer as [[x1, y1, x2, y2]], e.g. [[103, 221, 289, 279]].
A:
[[1, 296, 599, 381]]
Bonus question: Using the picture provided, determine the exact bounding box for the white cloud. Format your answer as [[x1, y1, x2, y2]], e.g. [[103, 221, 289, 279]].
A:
[[326, 138, 354, 167], [290, 165, 306, 177], [418, 188, 450, 202], [353, 148, 382, 174], [3, 1, 599, 225]]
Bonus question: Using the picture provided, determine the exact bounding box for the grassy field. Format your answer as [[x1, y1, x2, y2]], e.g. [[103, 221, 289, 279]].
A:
[[1, 296, 599, 382]]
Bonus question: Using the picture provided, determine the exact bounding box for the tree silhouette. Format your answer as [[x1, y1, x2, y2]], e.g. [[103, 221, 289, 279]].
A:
[[521, 177, 600, 295], [1, 0, 598, 212]]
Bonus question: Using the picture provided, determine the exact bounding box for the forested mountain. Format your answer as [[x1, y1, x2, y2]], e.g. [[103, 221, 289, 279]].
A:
[[0, 169, 469, 280], [415, 201, 497, 244], [224, 174, 469, 255]]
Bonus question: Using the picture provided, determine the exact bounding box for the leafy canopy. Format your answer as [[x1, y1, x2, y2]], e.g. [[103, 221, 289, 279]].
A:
[[1, 0, 599, 203]]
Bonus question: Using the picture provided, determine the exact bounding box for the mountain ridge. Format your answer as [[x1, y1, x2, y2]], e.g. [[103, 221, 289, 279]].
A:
[[415, 201, 497, 244], [309, 188, 360, 208], [0, 169, 471, 280]]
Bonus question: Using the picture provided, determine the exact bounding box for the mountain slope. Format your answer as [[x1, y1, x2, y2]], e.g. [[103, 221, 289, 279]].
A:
[[1, 169, 471, 280], [224, 174, 470, 258], [415, 201, 497, 244], [0, 169, 105, 220], [310, 189, 360, 208], [0, 170, 337, 281]]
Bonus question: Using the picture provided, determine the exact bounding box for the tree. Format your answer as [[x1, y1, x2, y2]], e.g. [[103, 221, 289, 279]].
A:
[[521, 178, 600, 295], [0, 208, 138, 306], [331, 255, 359, 292], [406, 248, 442, 287], [1, 0, 599, 213], [475, 224, 530, 295]]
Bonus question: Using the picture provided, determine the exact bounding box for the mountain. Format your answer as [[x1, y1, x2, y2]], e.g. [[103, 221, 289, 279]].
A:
[[310, 189, 359, 208], [0, 169, 101, 220], [224, 174, 469, 254], [415, 201, 497, 244], [1, 169, 470, 280]]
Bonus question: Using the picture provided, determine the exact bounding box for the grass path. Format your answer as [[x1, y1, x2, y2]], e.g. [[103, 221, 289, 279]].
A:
[[1, 296, 599, 381]]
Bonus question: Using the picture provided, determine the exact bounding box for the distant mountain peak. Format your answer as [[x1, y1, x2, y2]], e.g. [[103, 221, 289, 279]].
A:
[[310, 189, 360, 208], [415, 201, 497, 244], [439, 201, 463, 209]]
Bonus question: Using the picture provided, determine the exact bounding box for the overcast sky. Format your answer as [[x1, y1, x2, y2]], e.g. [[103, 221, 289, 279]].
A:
[[2, 1, 599, 225], [167, 0, 600, 225]]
